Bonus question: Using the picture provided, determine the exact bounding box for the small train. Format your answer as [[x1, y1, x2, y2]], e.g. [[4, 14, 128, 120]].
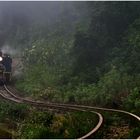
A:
[[0, 51, 12, 84]]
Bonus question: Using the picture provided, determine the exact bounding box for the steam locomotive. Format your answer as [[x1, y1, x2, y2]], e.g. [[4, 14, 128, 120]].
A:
[[0, 51, 12, 84]]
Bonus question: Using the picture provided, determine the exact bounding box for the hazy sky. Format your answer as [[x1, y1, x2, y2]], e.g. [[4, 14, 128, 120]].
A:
[[0, 1, 90, 47], [0, 1, 88, 25]]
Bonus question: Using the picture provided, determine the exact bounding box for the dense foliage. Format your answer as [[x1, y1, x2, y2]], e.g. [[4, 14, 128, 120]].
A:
[[13, 2, 140, 115], [19, 111, 96, 139], [1, 1, 140, 111], [0, 1, 140, 138]]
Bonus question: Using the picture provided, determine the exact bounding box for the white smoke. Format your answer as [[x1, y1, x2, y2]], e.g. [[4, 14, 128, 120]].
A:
[[1, 45, 20, 57]]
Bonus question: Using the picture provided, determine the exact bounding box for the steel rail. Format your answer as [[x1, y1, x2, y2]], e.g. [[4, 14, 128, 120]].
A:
[[51, 103, 140, 121], [78, 111, 103, 139], [4, 85, 140, 138], [0, 85, 104, 139]]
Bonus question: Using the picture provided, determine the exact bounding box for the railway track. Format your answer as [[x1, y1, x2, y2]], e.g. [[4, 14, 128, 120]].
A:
[[0, 85, 103, 139], [0, 84, 140, 139]]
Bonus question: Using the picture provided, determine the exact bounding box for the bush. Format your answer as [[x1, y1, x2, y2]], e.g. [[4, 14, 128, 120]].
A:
[[19, 111, 96, 139], [123, 87, 140, 115], [0, 101, 29, 121], [16, 64, 60, 97], [52, 68, 135, 107], [19, 111, 54, 138]]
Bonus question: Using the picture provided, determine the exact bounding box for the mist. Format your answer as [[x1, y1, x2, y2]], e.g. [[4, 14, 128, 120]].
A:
[[0, 1, 90, 48], [0, 2, 140, 139], [0, 1, 90, 78], [1, 44, 20, 56], [0, 2, 89, 26]]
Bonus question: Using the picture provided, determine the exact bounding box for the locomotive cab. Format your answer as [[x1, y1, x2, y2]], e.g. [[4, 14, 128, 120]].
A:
[[0, 56, 5, 84], [0, 51, 12, 84], [3, 54, 12, 83]]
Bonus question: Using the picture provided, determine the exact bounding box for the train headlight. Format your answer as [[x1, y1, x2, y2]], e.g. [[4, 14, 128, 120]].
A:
[[0, 56, 3, 61]]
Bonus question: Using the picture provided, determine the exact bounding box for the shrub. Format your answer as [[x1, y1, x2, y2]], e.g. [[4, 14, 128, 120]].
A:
[[0, 101, 29, 121], [123, 87, 140, 115]]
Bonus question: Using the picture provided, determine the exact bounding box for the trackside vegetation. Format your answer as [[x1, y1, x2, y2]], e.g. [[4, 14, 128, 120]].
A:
[[0, 1, 140, 138]]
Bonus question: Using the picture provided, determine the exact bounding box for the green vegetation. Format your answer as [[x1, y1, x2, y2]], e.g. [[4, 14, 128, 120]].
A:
[[12, 2, 140, 115], [19, 111, 97, 139], [94, 112, 140, 139], [0, 1, 140, 138], [0, 100, 30, 138], [0, 100, 97, 138], [0, 100, 29, 122]]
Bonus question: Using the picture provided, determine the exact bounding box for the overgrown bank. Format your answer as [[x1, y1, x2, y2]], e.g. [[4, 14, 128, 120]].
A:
[[14, 2, 140, 116], [0, 100, 98, 138], [0, 1, 140, 138]]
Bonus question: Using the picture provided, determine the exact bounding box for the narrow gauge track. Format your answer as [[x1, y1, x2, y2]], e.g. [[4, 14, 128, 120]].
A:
[[0, 84, 103, 139], [1, 84, 140, 139], [6, 85, 140, 121]]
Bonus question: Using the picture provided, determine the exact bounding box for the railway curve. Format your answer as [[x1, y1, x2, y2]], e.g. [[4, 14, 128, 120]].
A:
[[0, 84, 103, 139], [0, 84, 140, 139]]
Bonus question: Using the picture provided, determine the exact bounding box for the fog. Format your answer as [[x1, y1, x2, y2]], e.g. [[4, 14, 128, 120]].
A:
[[0, 1, 88, 25], [1, 45, 19, 56], [0, 1, 90, 78], [0, 1, 90, 47]]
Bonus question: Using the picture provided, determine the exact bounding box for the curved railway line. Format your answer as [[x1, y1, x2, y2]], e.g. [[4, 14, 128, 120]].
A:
[[0, 84, 140, 139]]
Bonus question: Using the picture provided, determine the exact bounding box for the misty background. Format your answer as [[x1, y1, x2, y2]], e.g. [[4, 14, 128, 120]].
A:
[[0, 1, 90, 50], [0, 1, 140, 110], [0, 1, 91, 78], [0, 2, 140, 138]]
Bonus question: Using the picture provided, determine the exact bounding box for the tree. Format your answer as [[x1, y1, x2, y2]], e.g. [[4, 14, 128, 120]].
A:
[[70, 2, 140, 84]]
